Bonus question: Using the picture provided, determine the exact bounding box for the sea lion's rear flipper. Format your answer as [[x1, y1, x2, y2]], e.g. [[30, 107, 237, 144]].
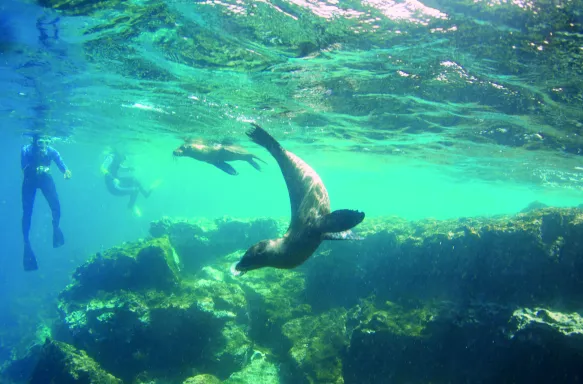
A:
[[254, 155, 268, 165], [214, 162, 239, 175], [318, 209, 365, 233], [322, 230, 364, 241], [247, 158, 262, 171]]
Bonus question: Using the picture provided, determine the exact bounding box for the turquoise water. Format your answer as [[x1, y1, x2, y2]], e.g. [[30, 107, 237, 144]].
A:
[[113, 138, 583, 221], [2, 0, 583, 380]]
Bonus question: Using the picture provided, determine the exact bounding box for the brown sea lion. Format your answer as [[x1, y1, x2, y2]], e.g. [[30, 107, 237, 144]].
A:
[[173, 141, 266, 175], [231, 124, 365, 276]]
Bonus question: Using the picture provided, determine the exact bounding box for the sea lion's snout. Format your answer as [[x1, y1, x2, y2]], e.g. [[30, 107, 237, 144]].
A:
[[230, 262, 246, 277], [234, 241, 271, 274], [173, 147, 184, 156]]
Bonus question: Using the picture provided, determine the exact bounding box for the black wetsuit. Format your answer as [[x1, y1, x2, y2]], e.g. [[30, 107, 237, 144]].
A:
[[102, 154, 150, 209], [20, 144, 68, 246]]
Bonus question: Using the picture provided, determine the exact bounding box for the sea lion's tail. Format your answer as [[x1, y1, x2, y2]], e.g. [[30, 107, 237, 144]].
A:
[[247, 123, 284, 160]]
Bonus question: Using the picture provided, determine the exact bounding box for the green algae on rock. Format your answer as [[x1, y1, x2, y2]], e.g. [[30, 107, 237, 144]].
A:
[[282, 308, 348, 384], [183, 373, 222, 384], [30, 339, 122, 384], [60, 236, 180, 302], [54, 236, 254, 383], [9, 208, 583, 384], [231, 265, 310, 347], [223, 352, 280, 384], [508, 307, 583, 350], [305, 207, 583, 312], [347, 297, 437, 339]]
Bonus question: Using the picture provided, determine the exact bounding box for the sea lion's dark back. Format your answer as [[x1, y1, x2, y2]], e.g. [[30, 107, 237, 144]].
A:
[[246, 124, 330, 225]]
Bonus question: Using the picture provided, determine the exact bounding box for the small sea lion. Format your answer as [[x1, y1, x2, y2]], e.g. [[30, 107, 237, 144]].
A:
[[173, 140, 266, 175], [232, 124, 365, 275]]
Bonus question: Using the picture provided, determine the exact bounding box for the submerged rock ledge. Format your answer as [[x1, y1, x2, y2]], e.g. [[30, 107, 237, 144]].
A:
[[2, 207, 583, 383]]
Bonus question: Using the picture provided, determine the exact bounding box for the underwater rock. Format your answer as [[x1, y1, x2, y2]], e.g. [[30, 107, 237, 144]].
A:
[[282, 308, 349, 384], [507, 307, 583, 351], [183, 373, 222, 384], [344, 297, 583, 383], [0, 343, 44, 384], [223, 254, 310, 347], [305, 207, 583, 312], [48, 209, 583, 383], [344, 298, 443, 383], [149, 216, 309, 344], [150, 218, 214, 274], [487, 306, 583, 382], [60, 236, 180, 301], [149, 216, 282, 274], [29, 339, 122, 384], [520, 200, 549, 213], [223, 352, 280, 384], [149, 217, 209, 239], [55, 237, 254, 383], [344, 298, 511, 383], [0, 318, 56, 382], [56, 284, 245, 382]]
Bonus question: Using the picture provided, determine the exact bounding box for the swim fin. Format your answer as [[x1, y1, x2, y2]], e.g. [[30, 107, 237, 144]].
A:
[[23, 243, 38, 271], [53, 227, 65, 248]]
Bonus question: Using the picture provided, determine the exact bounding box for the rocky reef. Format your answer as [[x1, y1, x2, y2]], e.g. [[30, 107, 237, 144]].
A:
[[2, 207, 583, 383]]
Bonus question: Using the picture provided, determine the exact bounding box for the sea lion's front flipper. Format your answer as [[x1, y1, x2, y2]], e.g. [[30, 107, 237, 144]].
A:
[[213, 162, 239, 175], [322, 230, 364, 241], [318, 209, 365, 233]]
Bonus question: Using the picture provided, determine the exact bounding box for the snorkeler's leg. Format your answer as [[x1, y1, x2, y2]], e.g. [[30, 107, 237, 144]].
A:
[[128, 190, 139, 209], [40, 176, 64, 248], [22, 178, 38, 271], [120, 176, 151, 198], [22, 178, 37, 245], [138, 181, 152, 198], [115, 177, 139, 207]]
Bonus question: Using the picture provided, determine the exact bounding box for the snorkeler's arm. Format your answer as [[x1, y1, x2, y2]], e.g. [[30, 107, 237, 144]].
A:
[[21, 146, 28, 172], [49, 147, 69, 173], [101, 154, 113, 175]]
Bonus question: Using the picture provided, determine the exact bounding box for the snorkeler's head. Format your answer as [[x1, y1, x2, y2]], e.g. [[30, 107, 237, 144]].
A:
[[32, 133, 51, 152]]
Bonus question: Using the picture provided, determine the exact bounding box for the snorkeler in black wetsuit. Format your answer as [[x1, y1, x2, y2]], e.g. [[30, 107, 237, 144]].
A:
[[101, 151, 154, 214], [21, 134, 72, 271]]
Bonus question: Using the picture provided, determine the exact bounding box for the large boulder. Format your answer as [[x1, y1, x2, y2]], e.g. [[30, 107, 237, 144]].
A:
[[55, 237, 251, 383], [60, 236, 181, 302]]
